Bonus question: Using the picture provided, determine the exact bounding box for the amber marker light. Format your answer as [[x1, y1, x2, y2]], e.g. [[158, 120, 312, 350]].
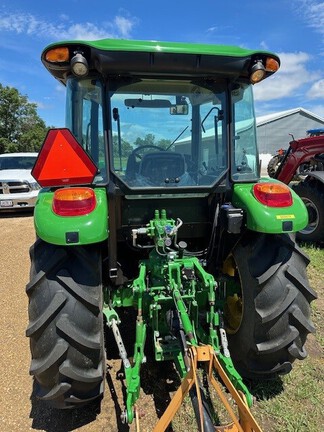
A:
[[45, 47, 69, 63], [253, 183, 293, 207], [265, 57, 280, 72], [52, 187, 96, 216]]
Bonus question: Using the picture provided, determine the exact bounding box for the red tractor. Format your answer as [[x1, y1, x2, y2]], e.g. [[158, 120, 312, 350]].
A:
[[268, 128, 324, 242]]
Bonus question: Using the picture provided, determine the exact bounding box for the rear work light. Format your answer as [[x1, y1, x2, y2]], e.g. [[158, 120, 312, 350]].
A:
[[249, 56, 280, 84], [52, 187, 96, 216], [253, 183, 293, 207]]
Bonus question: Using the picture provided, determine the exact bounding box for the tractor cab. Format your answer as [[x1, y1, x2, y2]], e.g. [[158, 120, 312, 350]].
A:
[[65, 75, 257, 190], [42, 40, 280, 195]]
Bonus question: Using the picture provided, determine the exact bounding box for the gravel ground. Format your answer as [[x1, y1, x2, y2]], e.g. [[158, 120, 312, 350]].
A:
[[0, 214, 36, 431], [0, 214, 140, 432]]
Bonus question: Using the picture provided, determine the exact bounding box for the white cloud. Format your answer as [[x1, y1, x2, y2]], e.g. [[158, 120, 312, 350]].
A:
[[0, 13, 60, 36], [64, 23, 110, 40], [114, 16, 135, 38], [0, 12, 137, 41], [307, 79, 324, 98], [253, 52, 319, 101], [296, 0, 324, 36]]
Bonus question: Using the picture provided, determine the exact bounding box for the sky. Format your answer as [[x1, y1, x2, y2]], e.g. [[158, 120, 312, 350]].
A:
[[0, 0, 323, 127]]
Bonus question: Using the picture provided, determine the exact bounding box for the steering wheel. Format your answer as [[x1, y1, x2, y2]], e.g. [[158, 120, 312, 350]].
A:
[[126, 145, 165, 180], [130, 144, 165, 160]]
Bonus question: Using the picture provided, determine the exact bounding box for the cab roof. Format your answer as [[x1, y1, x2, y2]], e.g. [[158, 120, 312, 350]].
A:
[[42, 38, 280, 85]]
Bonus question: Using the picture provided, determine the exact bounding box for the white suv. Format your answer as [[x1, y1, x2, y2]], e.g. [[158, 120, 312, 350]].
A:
[[0, 153, 40, 210]]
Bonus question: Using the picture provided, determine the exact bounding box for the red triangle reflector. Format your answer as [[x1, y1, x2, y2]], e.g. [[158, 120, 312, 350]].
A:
[[32, 128, 98, 187]]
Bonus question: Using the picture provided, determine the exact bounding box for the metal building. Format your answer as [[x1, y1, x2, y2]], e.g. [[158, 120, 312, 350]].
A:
[[257, 107, 324, 173], [257, 107, 324, 155]]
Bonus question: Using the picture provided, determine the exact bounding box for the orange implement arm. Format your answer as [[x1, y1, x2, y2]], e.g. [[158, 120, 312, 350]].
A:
[[151, 345, 262, 432]]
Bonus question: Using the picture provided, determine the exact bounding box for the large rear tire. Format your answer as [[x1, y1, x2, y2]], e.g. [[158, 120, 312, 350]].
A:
[[26, 239, 105, 408], [225, 233, 316, 379]]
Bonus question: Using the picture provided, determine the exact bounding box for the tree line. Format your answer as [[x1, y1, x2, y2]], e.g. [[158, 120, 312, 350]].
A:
[[0, 84, 49, 154], [113, 133, 172, 157], [0, 83, 174, 156]]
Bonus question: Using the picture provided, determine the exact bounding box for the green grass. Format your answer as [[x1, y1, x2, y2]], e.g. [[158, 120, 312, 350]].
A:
[[301, 244, 324, 346], [252, 357, 324, 431]]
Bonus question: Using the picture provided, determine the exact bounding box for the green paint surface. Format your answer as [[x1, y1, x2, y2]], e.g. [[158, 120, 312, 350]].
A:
[[34, 188, 108, 245], [233, 180, 308, 233]]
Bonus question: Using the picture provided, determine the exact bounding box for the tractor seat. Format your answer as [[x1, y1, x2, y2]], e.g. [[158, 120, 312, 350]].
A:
[[139, 152, 186, 184]]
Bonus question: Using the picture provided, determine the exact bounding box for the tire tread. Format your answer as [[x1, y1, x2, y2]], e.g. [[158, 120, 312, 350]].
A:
[[26, 241, 104, 408], [228, 232, 316, 379]]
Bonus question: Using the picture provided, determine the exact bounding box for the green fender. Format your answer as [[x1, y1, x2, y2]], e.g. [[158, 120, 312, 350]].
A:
[[232, 179, 308, 233], [34, 188, 108, 245]]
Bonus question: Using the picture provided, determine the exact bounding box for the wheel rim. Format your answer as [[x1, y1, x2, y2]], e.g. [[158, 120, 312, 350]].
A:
[[222, 255, 243, 334], [225, 294, 242, 334], [300, 197, 319, 234]]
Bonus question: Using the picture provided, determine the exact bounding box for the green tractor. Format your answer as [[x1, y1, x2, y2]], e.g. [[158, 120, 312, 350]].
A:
[[26, 38, 316, 430]]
